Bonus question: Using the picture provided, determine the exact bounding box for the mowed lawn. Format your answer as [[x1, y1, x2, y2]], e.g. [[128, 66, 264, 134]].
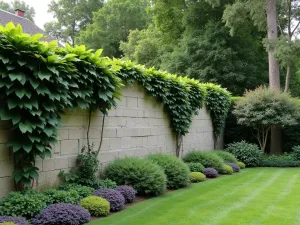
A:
[[90, 168, 300, 225]]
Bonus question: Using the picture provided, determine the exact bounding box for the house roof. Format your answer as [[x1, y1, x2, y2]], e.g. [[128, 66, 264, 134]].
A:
[[0, 9, 55, 42]]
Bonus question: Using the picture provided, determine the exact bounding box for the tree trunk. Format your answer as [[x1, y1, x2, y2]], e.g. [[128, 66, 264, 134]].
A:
[[266, 0, 282, 154], [284, 65, 291, 92]]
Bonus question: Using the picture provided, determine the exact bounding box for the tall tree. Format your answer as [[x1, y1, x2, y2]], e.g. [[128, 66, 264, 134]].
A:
[[77, 0, 151, 57], [0, 0, 35, 21], [45, 0, 104, 46]]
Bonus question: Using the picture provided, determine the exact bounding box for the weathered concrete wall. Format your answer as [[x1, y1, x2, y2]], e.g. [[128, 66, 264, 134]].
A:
[[0, 83, 214, 198]]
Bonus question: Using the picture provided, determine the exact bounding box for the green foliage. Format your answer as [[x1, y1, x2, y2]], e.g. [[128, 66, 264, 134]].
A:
[[291, 146, 300, 161], [259, 154, 300, 167], [220, 164, 233, 175], [0, 0, 35, 21], [102, 157, 167, 196], [79, 196, 110, 217], [226, 141, 262, 167], [94, 179, 118, 189], [59, 183, 94, 199], [43, 189, 79, 204], [45, 0, 104, 45], [237, 161, 246, 169], [186, 162, 205, 173], [189, 172, 206, 183], [183, 151, 224, 172], [147, 154, 190, 189], [233, 86, 299, 151], [213, 150, 237, 163], [77, 0, 150, 57], [0, 222, 16, 225], [0, 191, 48, 218]]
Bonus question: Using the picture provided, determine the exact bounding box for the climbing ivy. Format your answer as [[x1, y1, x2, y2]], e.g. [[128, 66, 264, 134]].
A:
[[0, 23, 230, 189]]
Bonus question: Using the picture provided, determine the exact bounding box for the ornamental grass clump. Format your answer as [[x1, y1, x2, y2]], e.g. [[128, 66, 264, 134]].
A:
[[189, 172, 206, 183], [93, 189, 125, 212], [115, 186, 136, 203], [214, 150, 237, 163], [183, 151, 224, 172], [31, 204, 90, 225], [204, 168, 218, 178], [186, 162, 205, 173], [147, 154, 189, 189], [0, 217, 28, 225], [221, 164, 234, 175], [237, 161, 246, 169], [79, 196, 110, 217], [102, 157, 166, 196], [226, 163, 240, 172]]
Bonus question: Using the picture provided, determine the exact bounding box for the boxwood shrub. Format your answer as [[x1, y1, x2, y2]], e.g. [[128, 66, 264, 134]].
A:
[[183, 151, 224, 172], [213, 150, 237, 163], [220, 164, 233, 175], [79, 196, 110, 217], [102, 157, 166, 196], [147, 154, 189, 189], [237, 161, 246, 169], [226, 163, 240, 172], [189, 172, 206, 183], [204, 168, 219, 178], [186, 162, 205, 173]]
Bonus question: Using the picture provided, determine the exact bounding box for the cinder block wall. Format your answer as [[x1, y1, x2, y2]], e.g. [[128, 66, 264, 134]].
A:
[[0, 83, 214, 198]]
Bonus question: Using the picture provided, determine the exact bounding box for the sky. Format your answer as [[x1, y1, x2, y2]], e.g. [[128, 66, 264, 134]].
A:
[[2, 0, 53, 29]]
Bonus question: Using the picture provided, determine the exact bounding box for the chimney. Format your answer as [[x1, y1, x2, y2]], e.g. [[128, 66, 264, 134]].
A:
[[15, 9, 25, 17]]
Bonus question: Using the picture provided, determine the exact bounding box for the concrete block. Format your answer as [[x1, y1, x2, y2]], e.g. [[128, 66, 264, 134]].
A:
[[57, 129, 69, 140], [54, 157, 69, 170], [61, 140, 79, 155], [69, 128, 85, 139], [117, 96, 127, 107], [115, 109, 123, 117], [121, 137, 131, 149], [107, 109, 116, 117], [0, 130, 9, 143], [90, 116, 104, 126], [42, 159, 54, 171], [137, 109, 144, 118], [68, 156, 77, 168], [148, 136, 158, 146], [123, 109, 138, 117], [61, 115, 84, 127], [37, 170, 61, 190], [127, 97, 138, 108], [0, 177, 14, 199], [0, 161, 14, 177], [103, 128, 117, 138], [0, 144, 10, 161], [109, 138, 122, 150], [126, 118, 136, 127], [53, 141, 61, 154]]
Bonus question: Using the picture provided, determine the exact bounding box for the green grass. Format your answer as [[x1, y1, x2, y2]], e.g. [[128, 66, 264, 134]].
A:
[[90, 168, 300, 225]]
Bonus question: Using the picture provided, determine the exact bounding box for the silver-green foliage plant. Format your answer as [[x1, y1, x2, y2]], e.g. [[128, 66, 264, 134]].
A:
[[233, 86, 299, 151]]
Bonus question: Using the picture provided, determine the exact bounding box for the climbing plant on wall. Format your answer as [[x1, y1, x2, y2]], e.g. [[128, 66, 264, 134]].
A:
[[0, 23, 231, 189]]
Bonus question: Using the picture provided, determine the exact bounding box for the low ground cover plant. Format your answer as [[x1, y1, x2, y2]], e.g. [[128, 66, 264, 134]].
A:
[[186, 162, 205, 173], [93, 189, 125, 212], [203, 168, 218, 178], [80, 196, 110, 217], [226, 141, 261, 167], [31, 204, 90, 225], [189, 172, 206, 183], [183, 151, 224, 172], [147, 154, 190, 189], [102, 157, 166, 196]]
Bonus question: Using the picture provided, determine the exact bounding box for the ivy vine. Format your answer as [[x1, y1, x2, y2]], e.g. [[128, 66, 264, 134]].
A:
[[0, 23, 231, 189]]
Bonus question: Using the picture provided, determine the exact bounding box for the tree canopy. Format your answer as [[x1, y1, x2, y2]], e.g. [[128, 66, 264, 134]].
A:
[[0, 0, 35, 21]]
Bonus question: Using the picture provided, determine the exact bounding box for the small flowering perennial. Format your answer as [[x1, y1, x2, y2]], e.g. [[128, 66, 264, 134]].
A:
[[116, 185, 137, 203], [0, 216, 28, 225], [94, 189, 125, 211], [31, 204, 90, 225], [204, 168, 218, 178]]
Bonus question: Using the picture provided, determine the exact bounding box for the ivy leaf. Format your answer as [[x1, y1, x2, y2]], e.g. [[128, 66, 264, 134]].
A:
[[8, 99, 19, 109], [13, 169, 23, 183], [0, 108, 10, 120], [37, 71, 51, 80], [19, 122, 32, 133], [23, 144, 33, 153], [44, 127, 54, 137], [0, 55, 9, 64], [9, 72, 25, 82], [30, 170, 39, 179], [15, 89, 25, 99], [29, 78, 39, 89], [17, 59, 26, 66], [11, 113, 21, 125]]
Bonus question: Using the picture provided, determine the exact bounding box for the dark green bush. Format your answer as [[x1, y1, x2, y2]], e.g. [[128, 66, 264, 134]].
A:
[[291, 146, 300, 161], [0, 191, 48, 218], [94, 179, 117, 189], [189, 172, 206, 183], [225, 141, 262, 167], [259, 154, 300, 167], [43, 189, 79, 204], [213, 150, 237, 163], [186, 162, 205, 173], [147, 154, 189, 189], [59, 184, 94, 199], [102, 157, 166, 196], [183, 151, 224, 172]]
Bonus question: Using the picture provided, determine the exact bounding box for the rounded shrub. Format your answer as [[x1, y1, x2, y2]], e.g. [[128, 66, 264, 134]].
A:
[[0, 222, 17, 225], [147, 154, 189, 189], [79, 196, 110, 217], [221, 164, 233, 175], [183, 151, 224, 172], [43, 189, 79, 204], [292, 146, 300, 161], [237, 161, 246, 169], [0, 217, 28, 225], [225, 141, 261, 167], [189, 172, 206, 183], [93, 189, 125, 212], [186, 162, 204, 173], [214, 150, 237, 163], [0, 191, 48, 218], [59, 183, 94, 199], [93, 179, 117, 189], [102, 157, 166, 196], [204, 168, 218, 178], [31, 204, 90, 225], [115, 185, 136, 203], [226, 163, 240, 172]]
